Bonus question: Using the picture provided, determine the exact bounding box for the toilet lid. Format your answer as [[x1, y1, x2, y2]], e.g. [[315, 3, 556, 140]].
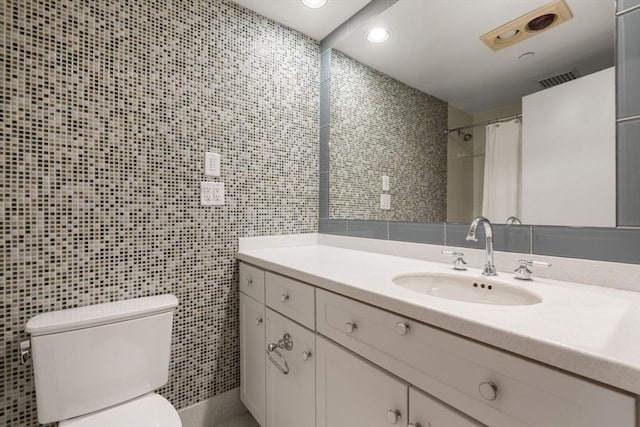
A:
[[59, 393, 181, 427]]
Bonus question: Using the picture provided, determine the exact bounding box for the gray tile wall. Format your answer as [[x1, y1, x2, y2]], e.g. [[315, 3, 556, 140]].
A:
[[329, 50, 448, 222], [320, 220, 640, 264], [617, 3, 640, 227], [617, 8, 640, 119], [1, 1, 319, 425], [617, 120, 640, 225]]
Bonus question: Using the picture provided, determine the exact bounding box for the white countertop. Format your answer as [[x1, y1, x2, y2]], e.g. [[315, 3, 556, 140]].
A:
[[238, 240, 640, 395]]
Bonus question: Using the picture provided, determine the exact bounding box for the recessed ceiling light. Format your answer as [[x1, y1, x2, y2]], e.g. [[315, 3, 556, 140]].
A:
[[301, 0, 328, 9], [366, 27, 391, 43]]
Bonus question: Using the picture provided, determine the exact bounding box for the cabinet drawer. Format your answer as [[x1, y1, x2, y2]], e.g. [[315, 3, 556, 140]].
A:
[[265, 309, 315, 427], [265, 272, 314, 329], [316, 289, 635, 427], [240, 262, 265, 303]]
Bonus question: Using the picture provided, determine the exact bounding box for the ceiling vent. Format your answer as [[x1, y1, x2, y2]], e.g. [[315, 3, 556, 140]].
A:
[[538, 69, 581, 88]]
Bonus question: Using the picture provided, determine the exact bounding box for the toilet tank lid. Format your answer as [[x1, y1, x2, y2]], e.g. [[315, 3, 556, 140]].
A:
[[26, 295, 179, 336]]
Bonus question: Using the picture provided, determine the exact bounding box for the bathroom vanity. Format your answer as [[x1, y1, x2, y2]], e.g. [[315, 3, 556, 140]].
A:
[[237, 235, 640, 427]]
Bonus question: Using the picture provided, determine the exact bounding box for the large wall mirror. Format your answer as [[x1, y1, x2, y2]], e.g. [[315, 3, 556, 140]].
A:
[[328, 0, 615, 227]]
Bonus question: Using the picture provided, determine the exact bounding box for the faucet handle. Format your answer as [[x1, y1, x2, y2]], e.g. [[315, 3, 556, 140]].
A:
[[441, 251, 467, 271], [514, 259, 551, 280]]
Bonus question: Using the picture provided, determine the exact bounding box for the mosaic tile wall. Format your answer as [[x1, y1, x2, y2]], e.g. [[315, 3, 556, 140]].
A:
[[1, 1, 319, 425], [329, 50, 447, 222]]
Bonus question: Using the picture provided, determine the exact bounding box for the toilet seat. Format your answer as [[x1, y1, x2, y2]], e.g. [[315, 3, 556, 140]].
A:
[[59, 393, 181, 427]]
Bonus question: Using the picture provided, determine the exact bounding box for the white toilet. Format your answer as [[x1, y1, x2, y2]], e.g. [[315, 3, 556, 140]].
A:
[[26, 295, 182, 426]]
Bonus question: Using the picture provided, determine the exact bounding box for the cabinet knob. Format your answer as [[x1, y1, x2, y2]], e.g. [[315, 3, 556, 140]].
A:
[[281, 293, 290, 303], [478, 381, 498, 401], [395, 322, 410, 336], [302, 350, 312, 361], [255, 316, 263, 325], [344, 322, 357, 334], [245, 278, 253, 286], [386, 409, 401, 424]]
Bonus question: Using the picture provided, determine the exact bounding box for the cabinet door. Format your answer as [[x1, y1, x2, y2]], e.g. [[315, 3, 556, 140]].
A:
[[316, 336, 408, 427], [240, 293, 266, 426], [409, 387, 484, 427], [265, 309, 315, 427]]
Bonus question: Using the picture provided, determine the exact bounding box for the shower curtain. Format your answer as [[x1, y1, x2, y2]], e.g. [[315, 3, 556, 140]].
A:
[[482, 119, 521, 222]]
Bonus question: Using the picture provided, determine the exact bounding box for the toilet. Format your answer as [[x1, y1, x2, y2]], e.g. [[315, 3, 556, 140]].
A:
[[26, 295, 182, 426]]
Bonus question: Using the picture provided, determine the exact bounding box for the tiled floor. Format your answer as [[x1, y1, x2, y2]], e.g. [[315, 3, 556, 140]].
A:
[[215, 412, 260, 427]]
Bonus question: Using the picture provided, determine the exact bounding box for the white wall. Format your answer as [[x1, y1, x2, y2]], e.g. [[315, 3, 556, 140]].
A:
[[521, 67, 616, 227]]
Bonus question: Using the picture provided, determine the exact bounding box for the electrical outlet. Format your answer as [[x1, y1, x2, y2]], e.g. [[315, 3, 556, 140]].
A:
[[201, 182, 225, 206], [205, 152, 220, 177], [212, 182, 224, 205], [380, 194, 391, 210]]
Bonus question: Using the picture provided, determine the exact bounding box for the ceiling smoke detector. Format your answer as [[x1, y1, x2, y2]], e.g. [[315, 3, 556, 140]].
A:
[[480, 0, 573, 51]]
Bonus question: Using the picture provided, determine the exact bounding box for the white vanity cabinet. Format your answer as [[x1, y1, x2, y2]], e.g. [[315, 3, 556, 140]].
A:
[[316, 288, 636, 427], [316, 336, 408, 427], [239, 291, 266, 426], [239, 262, 637, 427]]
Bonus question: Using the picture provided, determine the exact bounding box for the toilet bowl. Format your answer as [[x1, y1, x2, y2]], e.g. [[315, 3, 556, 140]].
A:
[[59, 393, 181, 427], [26, 295, 181, 426]]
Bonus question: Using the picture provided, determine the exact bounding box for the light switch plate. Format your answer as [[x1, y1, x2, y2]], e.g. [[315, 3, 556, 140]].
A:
[[380, 194, 391, 210], [205, 152, 220, 177], [201, 182, 225, 206], [382, 175, 390, 191]]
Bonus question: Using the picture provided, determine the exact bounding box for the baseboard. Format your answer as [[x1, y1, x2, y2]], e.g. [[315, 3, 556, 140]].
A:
[[178, 387, 247, 427]]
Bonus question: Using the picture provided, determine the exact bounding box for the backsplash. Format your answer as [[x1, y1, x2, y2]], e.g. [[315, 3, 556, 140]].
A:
[[1, 0, 318, 425], [329, 50, 448, 222]]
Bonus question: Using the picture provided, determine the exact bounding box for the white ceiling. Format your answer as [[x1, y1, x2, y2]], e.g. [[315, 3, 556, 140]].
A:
[[335, 0, 614, 113], [232, 0, 372, 41]]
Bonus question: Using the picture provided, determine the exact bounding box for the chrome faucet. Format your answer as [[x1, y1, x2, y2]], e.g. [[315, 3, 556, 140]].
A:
[[466, 216, 497, 276]]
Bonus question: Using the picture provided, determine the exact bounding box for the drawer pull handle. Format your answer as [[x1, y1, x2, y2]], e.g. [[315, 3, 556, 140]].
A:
[[408, 424, 422, 427], [255, 316, 263, 325], [245, 278, 253, 286], [396, 322, 410, 336], [302, 350, 312, 361], [281, 293, 290, 303], [386, 409, 401, 424], [478, 381, 498, 401], [345, 322, 357, 334]]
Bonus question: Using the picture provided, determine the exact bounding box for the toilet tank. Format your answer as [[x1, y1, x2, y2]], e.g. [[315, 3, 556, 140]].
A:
[[26, 295, 179, 424]]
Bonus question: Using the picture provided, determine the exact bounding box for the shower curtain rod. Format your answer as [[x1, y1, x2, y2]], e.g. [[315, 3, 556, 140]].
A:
[[445, 113, 522, 135]]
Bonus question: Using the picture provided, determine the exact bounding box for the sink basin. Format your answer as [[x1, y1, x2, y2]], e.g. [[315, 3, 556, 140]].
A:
[[392, 273, 542, 306]]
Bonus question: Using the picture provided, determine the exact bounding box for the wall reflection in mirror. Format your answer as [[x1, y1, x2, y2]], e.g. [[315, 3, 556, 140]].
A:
[[328, 0, 615, 227]]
